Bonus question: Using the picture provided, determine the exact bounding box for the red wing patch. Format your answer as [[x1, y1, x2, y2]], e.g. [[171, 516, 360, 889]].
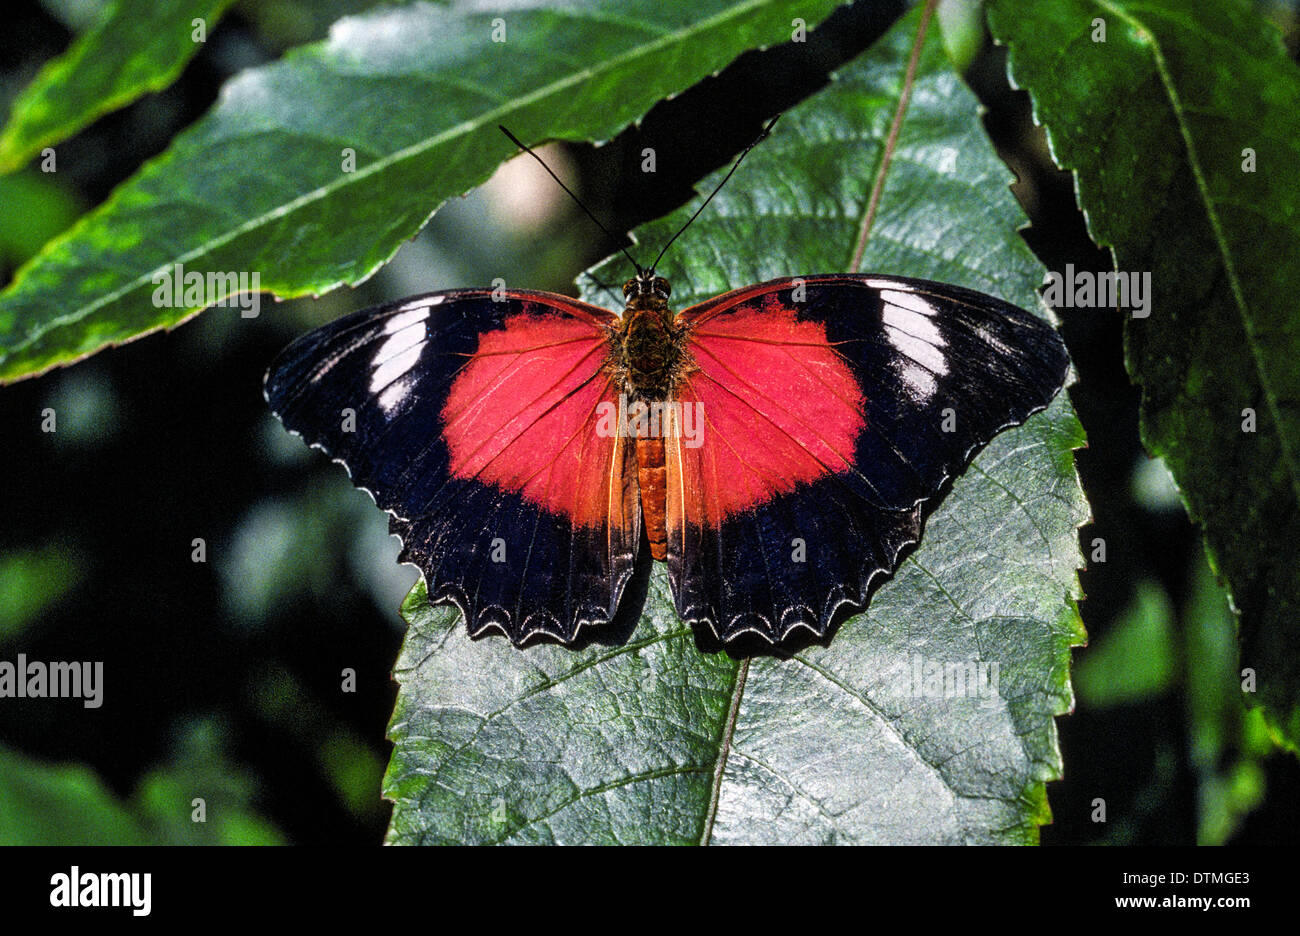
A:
[[673, 293, 865, 528], [441, 305, 620, 528]]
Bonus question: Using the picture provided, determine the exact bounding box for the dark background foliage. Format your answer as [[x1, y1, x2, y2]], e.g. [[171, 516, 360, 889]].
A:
[[1, 0, 1296, 844]]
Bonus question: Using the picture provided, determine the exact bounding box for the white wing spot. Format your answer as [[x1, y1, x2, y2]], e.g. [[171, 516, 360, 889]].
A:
[[878, 288, 940, 318], [884, 324, 947, 375], [370, 344, 422, 395], [377, 375, 415, 414], [896, 361, 937, 400], [882, 302, 945, 347], [387, 305, 432, 331]]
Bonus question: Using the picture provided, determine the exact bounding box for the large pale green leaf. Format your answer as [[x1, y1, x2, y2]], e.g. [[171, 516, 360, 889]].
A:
[[0, 0, 236, 173], [0, 0, 843, 383], [384, 6, 1088, 845], [988, 0, 1300, 746]]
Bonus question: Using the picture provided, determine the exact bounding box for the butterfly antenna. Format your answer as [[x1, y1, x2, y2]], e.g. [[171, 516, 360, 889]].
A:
[[498, 125, 643, 275], [649, 113, 781, 274]]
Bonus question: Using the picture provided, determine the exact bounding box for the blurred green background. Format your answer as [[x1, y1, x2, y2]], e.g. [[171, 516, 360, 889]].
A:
[[1, 0, 1297, 844]]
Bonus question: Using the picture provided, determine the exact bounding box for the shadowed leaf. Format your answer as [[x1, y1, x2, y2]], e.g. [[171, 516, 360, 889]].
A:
[[989, 0, 1300, 747]]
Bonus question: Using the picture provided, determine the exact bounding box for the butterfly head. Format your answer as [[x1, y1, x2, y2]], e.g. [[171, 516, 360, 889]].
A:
[[623, 270, 671, 303]]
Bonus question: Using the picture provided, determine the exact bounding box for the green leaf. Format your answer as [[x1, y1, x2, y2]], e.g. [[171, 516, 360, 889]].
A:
[[0, 542, 84, 643], [0, 0, 845, 383], [1074, 581, 1176, 709], [133, 716, 286, 845], [0, 743, 151, 845], [0, 171, 83, 269], [988, 0, 1300, 746], [1182, 557, 1266, 844], [0, 0, 237, 173], [0, 723, 284, 844], [384, 6, 1088, 845]]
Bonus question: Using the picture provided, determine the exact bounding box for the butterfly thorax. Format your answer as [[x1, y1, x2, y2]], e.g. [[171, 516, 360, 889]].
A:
[[612, 271, 690, 399], [616, 296, 688, 400]]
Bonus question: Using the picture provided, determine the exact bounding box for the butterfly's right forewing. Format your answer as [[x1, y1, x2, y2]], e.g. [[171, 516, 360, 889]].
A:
[[665, 274, 1069, 643]]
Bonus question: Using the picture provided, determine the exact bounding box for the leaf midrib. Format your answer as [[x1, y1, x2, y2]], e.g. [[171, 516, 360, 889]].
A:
[[4, 0, 784, 359]]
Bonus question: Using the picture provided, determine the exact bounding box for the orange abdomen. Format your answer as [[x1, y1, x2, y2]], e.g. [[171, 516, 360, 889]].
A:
[[636, 436, 668, 560]]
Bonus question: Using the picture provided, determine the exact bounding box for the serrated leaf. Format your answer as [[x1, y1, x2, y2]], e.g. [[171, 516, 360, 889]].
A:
[[988, 0, 1300, 747], [384, 5, 1089, 845], [0, 0, 237, 173], [0, 0, 844, 383]]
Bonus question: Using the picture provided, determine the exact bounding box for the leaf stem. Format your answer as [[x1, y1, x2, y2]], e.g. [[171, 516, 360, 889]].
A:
[[849, 0, 938, 272], [700, 657, 749, 845]]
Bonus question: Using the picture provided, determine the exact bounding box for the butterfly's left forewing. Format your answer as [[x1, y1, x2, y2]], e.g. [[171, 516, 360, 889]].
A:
[[666, 274, 1069, 643], [265, 289, 640, 645]]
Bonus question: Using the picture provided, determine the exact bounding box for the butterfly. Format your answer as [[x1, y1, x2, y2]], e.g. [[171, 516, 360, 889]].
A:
[[264, 120, 1069, 647]]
